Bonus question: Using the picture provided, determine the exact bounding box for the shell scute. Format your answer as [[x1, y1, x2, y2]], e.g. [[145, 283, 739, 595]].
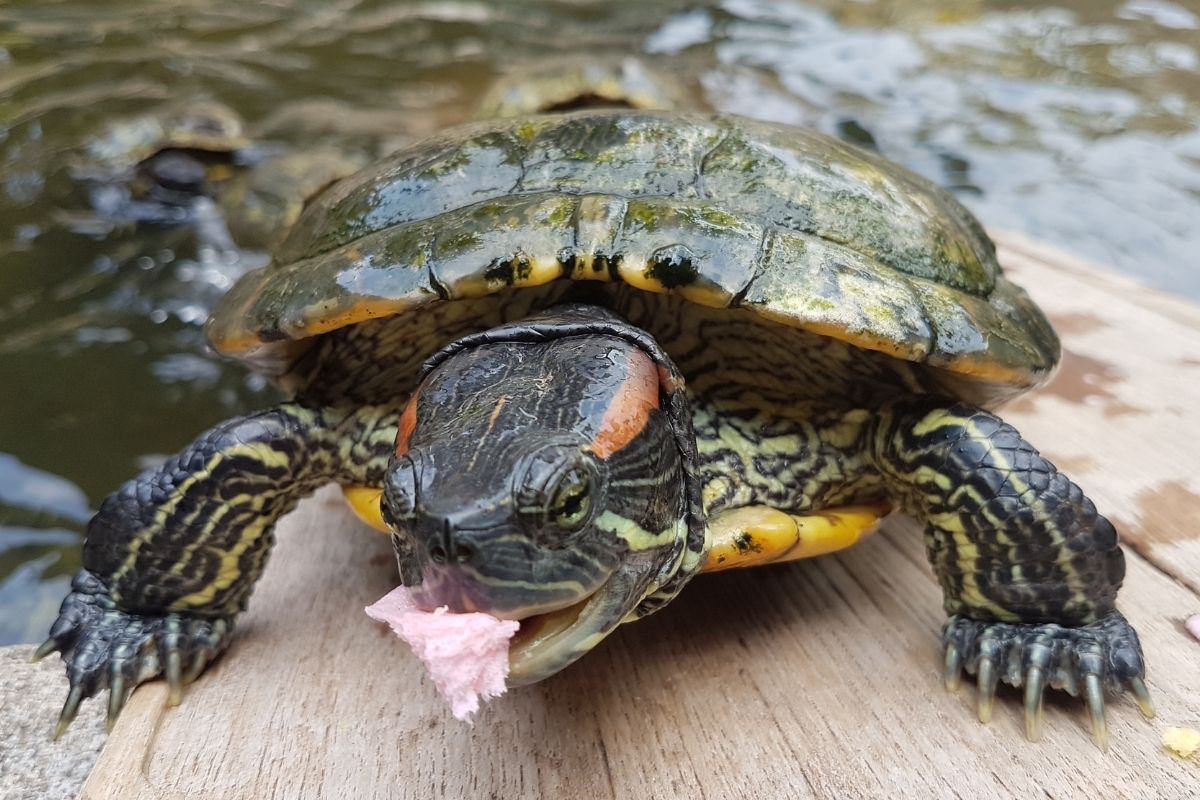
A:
[[208, 110, 1058, 394], [699, 122, 996, 294]]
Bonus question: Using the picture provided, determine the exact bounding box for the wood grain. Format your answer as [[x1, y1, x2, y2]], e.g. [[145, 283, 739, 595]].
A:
[[80, 233, 1200, 799]]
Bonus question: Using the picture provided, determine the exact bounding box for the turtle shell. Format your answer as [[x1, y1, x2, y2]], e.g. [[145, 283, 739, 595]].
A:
[[476, 56, 693, 118], [82, 101, 249, 171], [207, 111, 1058, 400]]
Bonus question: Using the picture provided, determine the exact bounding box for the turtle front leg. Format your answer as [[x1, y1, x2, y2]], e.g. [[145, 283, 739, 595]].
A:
[[37, 402, 399, 736], [872, 397, 1152, 749]]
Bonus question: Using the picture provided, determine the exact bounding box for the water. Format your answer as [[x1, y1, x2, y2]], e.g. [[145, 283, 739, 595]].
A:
[[1, 0, 1197, 643]]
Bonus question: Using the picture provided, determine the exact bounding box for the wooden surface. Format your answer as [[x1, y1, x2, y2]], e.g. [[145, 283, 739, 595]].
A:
[[81, 233, 1200, 799]]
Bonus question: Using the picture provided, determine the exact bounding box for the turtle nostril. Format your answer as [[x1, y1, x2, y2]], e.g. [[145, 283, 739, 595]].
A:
[[429, 544, 448, 564], [453, 543, 475, 564]]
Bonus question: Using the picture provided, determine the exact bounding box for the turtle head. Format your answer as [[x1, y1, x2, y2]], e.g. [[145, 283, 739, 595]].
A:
[[382, 320, 691, 684]]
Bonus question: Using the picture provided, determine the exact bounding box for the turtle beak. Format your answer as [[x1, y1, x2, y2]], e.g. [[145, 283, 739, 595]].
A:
[[505, 552, 661, 685], [400, 532, 667, 685]]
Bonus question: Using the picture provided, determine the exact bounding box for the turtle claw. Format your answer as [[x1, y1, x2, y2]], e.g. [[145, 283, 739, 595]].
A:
[[185, 649, 209, 685], [1129, 677, 1155, 719], [43, 569, 234, 736], [976, 655, 998, 723], [54, 686, 84, 741], [165, 649, 184, 707], [32, 638, 60, 663], [943, 642, 963, 691], [106, 676, 127, 732], [1023, 667, 1046, 742], [1085, 674, 1109, 752], [942, 610, 1147, 749]]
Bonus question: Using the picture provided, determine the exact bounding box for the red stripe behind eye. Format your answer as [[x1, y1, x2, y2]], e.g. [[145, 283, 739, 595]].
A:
[[589, 349, 661, 459], [394, 389, 420, 457]]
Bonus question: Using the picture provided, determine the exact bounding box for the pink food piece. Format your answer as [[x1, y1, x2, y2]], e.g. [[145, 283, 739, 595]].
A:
[[1187, 614, 1200, 643], [366, 586, 519, 721]]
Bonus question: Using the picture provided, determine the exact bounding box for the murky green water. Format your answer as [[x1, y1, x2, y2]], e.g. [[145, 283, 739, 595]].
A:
[[1, 0, 1197, 643]]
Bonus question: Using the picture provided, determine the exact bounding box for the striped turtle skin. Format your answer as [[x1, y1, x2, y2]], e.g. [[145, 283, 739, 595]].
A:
[[42, 110, 1150, 750]]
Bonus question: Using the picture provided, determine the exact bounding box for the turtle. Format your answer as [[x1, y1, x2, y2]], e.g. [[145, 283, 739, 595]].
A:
[[75, 102, 363, 250], [75, 101, 254, 226], [215, 58, 679, 252], [217, 147, 366, 250], [41, 109, 1153, 750], [220, 60, 685, 250], [476, 55, 695, 118]]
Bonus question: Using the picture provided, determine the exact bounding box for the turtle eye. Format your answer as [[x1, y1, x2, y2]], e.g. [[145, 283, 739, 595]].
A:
[[549, 468, 592, 531], [515, 445, 601, 540]]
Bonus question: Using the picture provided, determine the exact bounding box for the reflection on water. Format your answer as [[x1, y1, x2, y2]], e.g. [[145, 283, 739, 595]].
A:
[[699, 0, 1200, 296], [0, 454, 88, 642], [1, 0, 1197, 642]]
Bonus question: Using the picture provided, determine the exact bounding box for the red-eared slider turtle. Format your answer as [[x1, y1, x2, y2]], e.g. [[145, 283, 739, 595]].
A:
[[42, 110, 1151, 750], [76, 102, 362, 249], [477, 56, 694, 117], [218, 148, 365, 249], [76, 101, 253, 225]]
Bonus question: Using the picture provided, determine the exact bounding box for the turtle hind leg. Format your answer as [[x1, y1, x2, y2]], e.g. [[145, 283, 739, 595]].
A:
[[872, 397, 1149, 749], [37, 401, 400, 735]]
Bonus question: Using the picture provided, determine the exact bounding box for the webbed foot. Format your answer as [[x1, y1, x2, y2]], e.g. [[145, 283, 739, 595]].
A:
[[35, 569, 233, 738], [940, 610, 1152, 751]]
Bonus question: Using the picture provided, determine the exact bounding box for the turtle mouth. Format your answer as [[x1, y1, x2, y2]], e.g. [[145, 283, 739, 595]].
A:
[[398, 563, 638, 686], [504, 571, 643, 686]]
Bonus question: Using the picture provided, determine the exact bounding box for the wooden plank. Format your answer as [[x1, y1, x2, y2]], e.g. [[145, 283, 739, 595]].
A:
[[80, 237, 1200, 799]]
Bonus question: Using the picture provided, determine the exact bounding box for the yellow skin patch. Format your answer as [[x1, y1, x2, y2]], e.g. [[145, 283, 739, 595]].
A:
[[701, 502, 891, 573], [341, 485, 888, 574], [344, 485, 389, 532]]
